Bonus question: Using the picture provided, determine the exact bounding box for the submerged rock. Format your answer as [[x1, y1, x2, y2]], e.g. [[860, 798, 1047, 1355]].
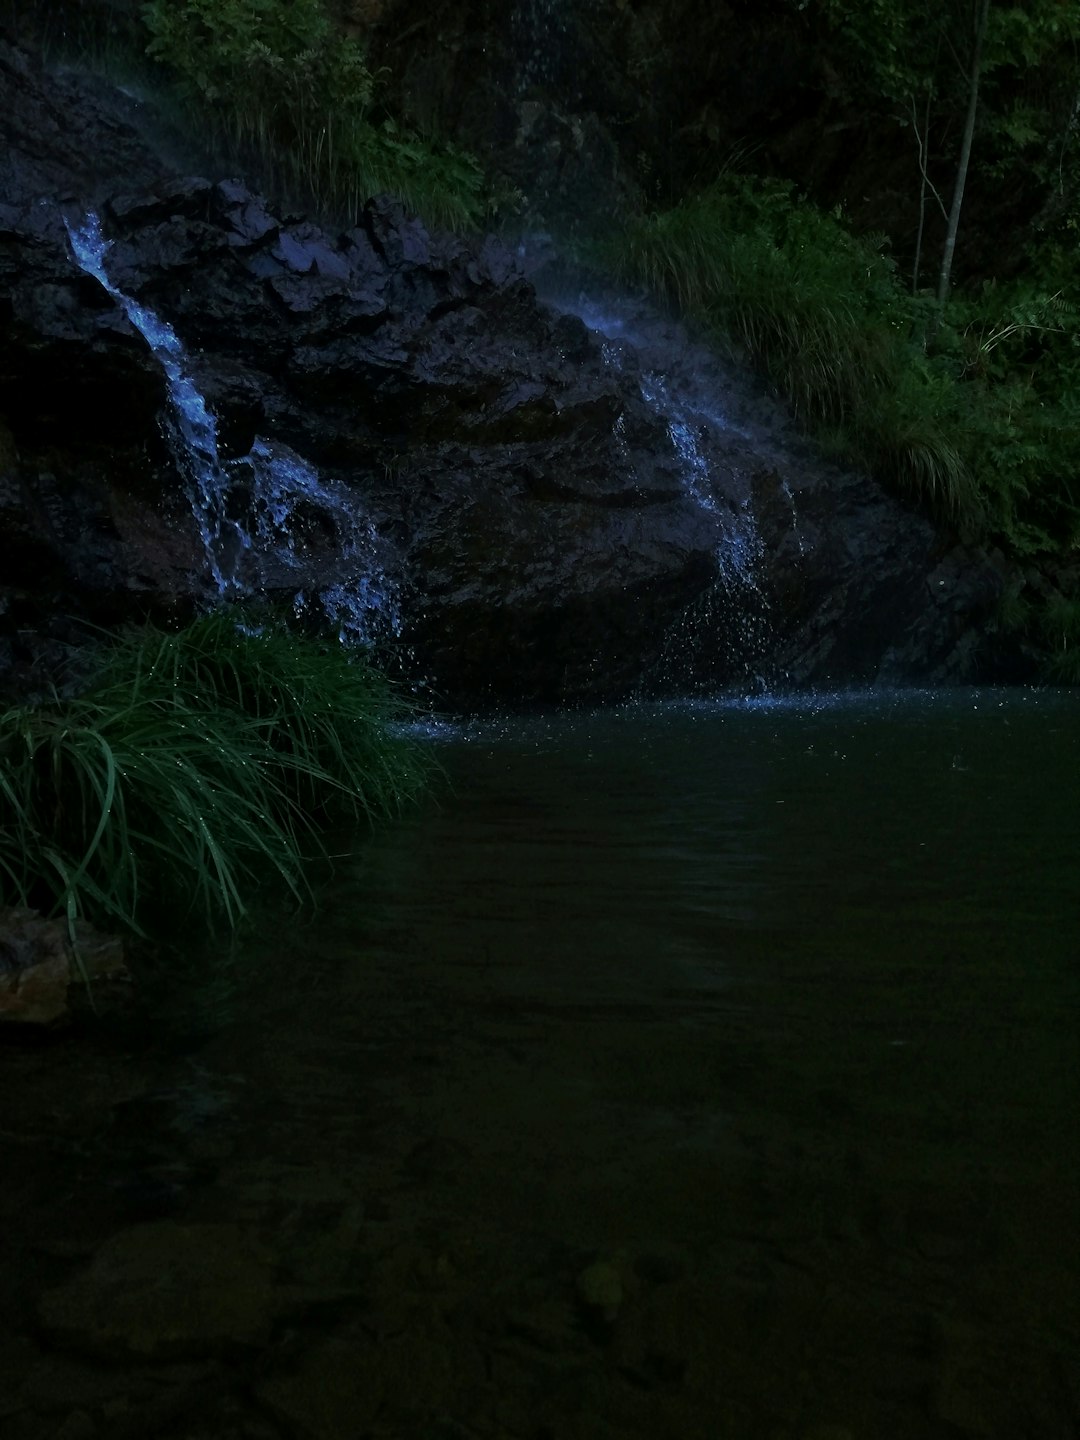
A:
[[35, 1222, 281, 1360], [0, 908, 127, 1028]]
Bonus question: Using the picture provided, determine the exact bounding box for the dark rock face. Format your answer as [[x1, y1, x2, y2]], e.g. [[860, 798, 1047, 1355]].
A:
[[0, 40, 1012, 705]]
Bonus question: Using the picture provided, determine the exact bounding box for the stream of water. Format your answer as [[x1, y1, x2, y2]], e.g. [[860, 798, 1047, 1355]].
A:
[[64, 212, 399, 645]]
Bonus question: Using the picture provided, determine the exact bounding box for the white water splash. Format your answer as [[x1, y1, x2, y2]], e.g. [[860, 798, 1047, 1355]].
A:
[[243, 439, 402, 646]]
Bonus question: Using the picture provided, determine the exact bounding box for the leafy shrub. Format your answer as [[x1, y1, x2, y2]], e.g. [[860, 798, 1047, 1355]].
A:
[[141, 0, 496, 230], [0, 614, 432, 936]]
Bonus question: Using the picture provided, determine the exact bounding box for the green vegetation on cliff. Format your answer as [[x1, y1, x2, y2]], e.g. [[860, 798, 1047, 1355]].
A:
[[139, 0, 503, 230], [0, 615, 431, 937], [610, 175, 1080, 559]]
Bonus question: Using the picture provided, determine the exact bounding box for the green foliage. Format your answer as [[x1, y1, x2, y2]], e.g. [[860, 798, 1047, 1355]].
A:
[[609, 174, 1080, 546], [799, 0, 1080, 284], [807, 0, 1079, 116], [0, 614, 432, 936], [140, 0, 497, 231], [1039, 592, 1080, 683], [994, 581, 1080, 683], [996, 583, 1032, 636], [810, 0, 942, 110], [143, 0, 355, 106], [941, 275, 1080, 552], [610, 176, 976, 520]]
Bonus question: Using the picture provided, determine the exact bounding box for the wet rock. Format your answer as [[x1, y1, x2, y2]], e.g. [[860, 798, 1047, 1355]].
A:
[[0, 1334, 39, 1419], [104, 1363, 226, 1439], [0, 909, 127, 1029], [0, 40, 169, 209], [607, 1272, 751, 1408], [20, 1352, 157, 1413], [280, 1203, 366, 1291], [632, 1249, 686, 1286], [400, 1136, 473, 1183], [256, 1315, 486, 1438], [504, 1298, 582, 1354], [3, 1413, 53, 1440], [35, 1222, 282, 1360]]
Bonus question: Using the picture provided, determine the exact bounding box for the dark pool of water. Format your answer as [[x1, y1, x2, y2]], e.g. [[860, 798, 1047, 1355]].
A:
[[2, 688, 1078, 1440]]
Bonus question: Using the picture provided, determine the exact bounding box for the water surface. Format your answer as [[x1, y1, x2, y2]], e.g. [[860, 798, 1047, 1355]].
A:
[[2, 688, 1077, 1439]]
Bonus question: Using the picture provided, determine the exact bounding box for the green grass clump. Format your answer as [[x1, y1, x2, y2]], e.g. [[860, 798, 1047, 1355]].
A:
[[0, 613, 431, 936], [139, 0, 501, 231]]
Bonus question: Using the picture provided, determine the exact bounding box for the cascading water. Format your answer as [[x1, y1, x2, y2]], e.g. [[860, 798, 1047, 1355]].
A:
[[509, 0, 790, 694], [64, 212, 234, 592], [562, 293, 780, 691], [228, 438, 402, 646], [64, 212, 398, 647]]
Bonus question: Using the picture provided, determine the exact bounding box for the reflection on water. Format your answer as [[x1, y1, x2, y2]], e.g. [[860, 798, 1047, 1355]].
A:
[[2, 688, 1078, 1439]]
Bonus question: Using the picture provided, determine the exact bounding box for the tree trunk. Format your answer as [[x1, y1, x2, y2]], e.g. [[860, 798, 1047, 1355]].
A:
[[912, 86, 935, 293], [936, 0, 991, 308]]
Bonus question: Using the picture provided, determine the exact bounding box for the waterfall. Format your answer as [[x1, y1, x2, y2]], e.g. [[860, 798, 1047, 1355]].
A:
[[640, 371, 775, 690], [64, 212, 397, 647], [64, 213, 235, 593], [508, 0, 784, 692], [561, 294, 778, 689]]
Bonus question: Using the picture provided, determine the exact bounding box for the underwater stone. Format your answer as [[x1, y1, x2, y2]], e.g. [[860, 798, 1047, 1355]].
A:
[[0, 908, 126, 1028], [36, 1222, 282, 1360]]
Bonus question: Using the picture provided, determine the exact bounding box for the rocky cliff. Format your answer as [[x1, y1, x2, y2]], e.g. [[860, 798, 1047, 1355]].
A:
[[0, 39, 1011, 705]]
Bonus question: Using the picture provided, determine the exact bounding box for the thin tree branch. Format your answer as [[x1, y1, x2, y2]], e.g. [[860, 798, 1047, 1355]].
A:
[[910, 90, 949, 224]]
